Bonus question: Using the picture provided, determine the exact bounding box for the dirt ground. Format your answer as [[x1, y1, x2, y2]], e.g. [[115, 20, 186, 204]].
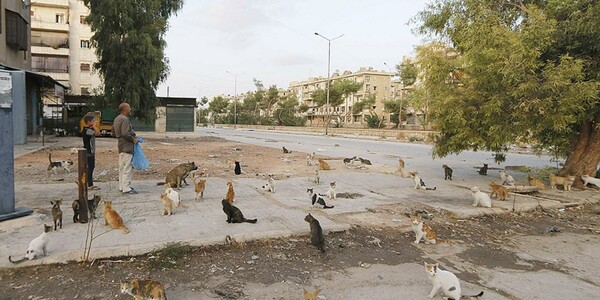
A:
[[13, 136, 345, 185], [4, 136, 600, 299]]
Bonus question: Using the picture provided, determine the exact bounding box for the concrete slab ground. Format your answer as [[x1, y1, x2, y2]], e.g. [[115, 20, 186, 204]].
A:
[[2, 168, 598, 268]]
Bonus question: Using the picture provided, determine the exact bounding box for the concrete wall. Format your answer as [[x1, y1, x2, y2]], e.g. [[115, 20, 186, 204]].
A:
[[11, 71, 27, 144], [0, 0, 32, 70], [155, 107, 166, 133]]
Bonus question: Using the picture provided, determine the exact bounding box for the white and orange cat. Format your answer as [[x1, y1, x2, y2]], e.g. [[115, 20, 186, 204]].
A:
[[549, 174, 575, 191], [159, 193, 175, 216], [489, 181, 508, 201], [425, 262, 484, 299], [120, 278, 167, 300], [411, 214, 438, 244], [193, 173, 207, 200], [225, 181, 236, 204], [165, 182, 186, 208], [103, 201, 129, 233]]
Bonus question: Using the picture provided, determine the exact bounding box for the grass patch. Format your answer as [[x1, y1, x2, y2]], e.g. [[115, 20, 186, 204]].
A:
[[148, 242, 192, 269]]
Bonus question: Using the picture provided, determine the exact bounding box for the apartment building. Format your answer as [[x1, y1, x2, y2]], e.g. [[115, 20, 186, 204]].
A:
[[289, 67, 393, 127], [1, 0, 31, 70], [30, 0, 101, 96]]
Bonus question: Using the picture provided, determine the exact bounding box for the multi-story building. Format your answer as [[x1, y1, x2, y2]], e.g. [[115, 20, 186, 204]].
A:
[[289, 67, 394, 127], [1, 0, 31, 70], [30, 0, 101, 96]]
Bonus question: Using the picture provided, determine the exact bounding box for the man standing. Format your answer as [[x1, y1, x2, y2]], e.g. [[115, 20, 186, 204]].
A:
[[82, 115, 100, 190], [113, 103, 138, 194]]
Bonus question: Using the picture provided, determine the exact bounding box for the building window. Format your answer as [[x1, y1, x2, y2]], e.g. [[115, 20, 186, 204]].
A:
[[5, 10, 28, 51], [80, 15, 87, 24], [365, 76, 370, 82], [55, 13, 65, 24], [32, 55, 69, 73], [80, 40, 91, 48], [373, 86, 377, 91], [81, 86, 91, 95], [80, 63, 91, 71]]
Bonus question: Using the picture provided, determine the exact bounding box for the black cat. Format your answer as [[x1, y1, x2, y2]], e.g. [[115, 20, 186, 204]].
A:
[[478, 163, 488, 175], [283, 146, 292, 154], [442, 164, 453, 180], [304, 213, 325, 252], [234, 161, 241, 175], [221, 199, 257, 223]]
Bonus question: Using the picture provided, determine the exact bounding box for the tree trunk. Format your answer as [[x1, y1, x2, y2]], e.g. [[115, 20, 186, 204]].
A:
[[561, 111, 600, 188]]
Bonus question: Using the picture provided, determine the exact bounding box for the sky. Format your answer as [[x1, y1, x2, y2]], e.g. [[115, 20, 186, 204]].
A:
[[156, 0, 429, 100]]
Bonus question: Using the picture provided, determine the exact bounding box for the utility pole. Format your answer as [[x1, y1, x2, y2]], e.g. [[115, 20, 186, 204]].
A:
[[315, 32, 344, 135], [227, 71, 243, 129]]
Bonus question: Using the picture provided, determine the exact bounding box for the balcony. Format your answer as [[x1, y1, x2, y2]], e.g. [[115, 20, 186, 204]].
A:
[[31, 0, 69, 8], [43, 72, 70, 82], [31, 45, 69, 56], [31, 20, 69, 32]]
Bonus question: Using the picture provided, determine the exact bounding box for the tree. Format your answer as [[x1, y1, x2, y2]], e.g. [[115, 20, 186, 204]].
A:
[[311, 79, 362, 125], [83, 0, 183, 121], [274, 94, 305, 126], [414, 0, 600, 181], [392, 57, 420, 128], [208, 96, 229, 116]]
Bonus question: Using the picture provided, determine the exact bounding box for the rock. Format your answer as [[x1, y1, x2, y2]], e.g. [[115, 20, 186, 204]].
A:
[[543, 226, 561, 234], [251, 255, 259, 260]]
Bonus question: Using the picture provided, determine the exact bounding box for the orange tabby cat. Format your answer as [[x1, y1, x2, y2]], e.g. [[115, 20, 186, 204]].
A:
[[549, 174, 575, 191], [120, 278, 166, 300], [194, 177, 206, 200], [411, 214, 438, 244], [303, 287, 321, 300], [103, 201, 129, 234], [159, 193, 175, 216], [318, 158, 331, 171], [225, 181, 235, 204], [489, 181, 508, 201], [528, 174, 546, 190]]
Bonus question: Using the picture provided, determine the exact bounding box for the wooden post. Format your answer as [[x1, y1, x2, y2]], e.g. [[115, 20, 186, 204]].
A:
[[78, 149, 89, 223]]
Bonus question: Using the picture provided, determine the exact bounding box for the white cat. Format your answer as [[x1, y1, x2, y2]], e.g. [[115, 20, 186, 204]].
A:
[[581, 174, 600, 189], [9, 224, 52, 263], [262, 174, 275, 193], [306, 152, 316, 166], [499, 170, 515, 186], [313, 169, 320, 185], [410, 172, 436, 190], [470, 186, 492, 208], [425, 262, 483, 299], [326, 181, 336, 200], [165, 183, 185, 208]]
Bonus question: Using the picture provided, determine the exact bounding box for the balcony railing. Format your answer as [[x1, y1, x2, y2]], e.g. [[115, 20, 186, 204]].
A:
[[31, 20, 69, 32], [31, 45, 69, 56], [31, 0, 69, 8]]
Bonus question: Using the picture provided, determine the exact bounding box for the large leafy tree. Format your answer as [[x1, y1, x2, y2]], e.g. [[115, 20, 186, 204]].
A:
[[415, 0, 600, 180], [311, 79, 362, 107], [83, 0, 183, 121]]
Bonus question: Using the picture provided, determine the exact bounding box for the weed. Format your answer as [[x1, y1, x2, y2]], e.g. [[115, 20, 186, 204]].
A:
[[148, 242, 192, 269]]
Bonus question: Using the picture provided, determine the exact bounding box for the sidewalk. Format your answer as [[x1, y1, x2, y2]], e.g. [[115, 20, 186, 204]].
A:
[[2, 169, 598, 268]]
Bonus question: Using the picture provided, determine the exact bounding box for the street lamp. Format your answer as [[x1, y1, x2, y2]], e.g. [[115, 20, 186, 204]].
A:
[[384, 62, 402, 129], [226, 71, 243, 129], [314, 32, 344, 136]]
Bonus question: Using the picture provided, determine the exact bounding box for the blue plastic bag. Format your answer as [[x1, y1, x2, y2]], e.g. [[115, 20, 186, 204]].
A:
[[132, 137, 150, 170]]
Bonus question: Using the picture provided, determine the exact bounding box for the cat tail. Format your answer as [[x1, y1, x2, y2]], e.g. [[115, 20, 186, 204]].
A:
[[156, 182, 166, 186], [426, 187, 437, 190], [437, 239, 455, 244], [461, 291, 484, 298], [243, 218, 257, 223], [323, 205, 334, 209], [8, 256, 27, 264], [491, 205, 509, 210]]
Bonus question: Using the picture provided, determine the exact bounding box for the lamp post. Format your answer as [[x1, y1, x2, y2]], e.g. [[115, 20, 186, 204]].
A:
[[314, 32, 343, 136], [384, 62, 402, 129], [226, 71, 243, 129]]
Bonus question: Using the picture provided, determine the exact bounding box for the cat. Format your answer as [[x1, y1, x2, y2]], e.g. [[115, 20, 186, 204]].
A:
[[283, 146, 292, 153], [442, 165, 453, 181], [221, 199, 257, 223], [549, 174, 575, 191], [470, 186, 492, 208], [318, 158, 331, 171], [489, 181, 508, 201], [304, 213, 325, 252], [326, 181, 336, 200], [120, 278, 167, 300], [528, 174, 546, 190], [478, 163, 488, 175], [581, 174, 600, 189], [303, 287, 322, 300], [51, 199, 63, 230], [234, 161, 242, 175], [307, 188, 334, 209], [9, 224, 53, 263], [103, 200, 129, 233], [397, 158, 410, 177], [193, 173, 206, 200], [425, 262, 484, 300], [88, 194, 100, 220], [225, 181, 236, 204], [359, 157, 372, 165], [343, 156, 357, 165], [409, 172, 437, 190], [164, 183, 186, 208], [262, 174, 275, 193], [159, 193, 175, 216], [499, 170, 515, 186], [313, 169, 320, 185], [411, 214, 438, 244], [306, 153, 316, 166], [159, 162, 198, 188], [72, 199, 81, 223], [47, 153, 73, 174]]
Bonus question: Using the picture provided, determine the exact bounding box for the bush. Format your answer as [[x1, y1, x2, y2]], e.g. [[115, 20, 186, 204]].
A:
[[365, 113, 385, 128]]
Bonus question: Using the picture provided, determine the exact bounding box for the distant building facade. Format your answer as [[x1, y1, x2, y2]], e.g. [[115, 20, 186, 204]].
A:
[[1, 0, 31, 70]]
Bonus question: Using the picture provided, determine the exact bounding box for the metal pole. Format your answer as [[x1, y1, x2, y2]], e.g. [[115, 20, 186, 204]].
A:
[[326, 40, 331, 135], [77, 149, 89, 223], [234, 75, 237, 129]]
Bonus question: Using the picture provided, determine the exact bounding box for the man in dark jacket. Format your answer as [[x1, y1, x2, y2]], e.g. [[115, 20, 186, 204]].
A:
[[113, 102, 138, 194]]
